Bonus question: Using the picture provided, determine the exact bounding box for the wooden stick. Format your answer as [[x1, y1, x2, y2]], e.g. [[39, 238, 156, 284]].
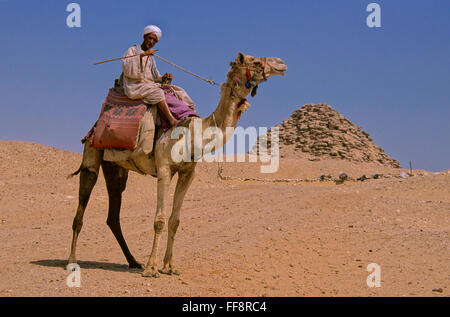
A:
[[93, 54, 137, 65], [93, 51, 219, 86], [93, 50, 158, 65]]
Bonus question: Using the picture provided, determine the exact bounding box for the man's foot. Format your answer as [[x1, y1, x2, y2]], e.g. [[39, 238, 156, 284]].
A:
[[170, 118, 180, 128]]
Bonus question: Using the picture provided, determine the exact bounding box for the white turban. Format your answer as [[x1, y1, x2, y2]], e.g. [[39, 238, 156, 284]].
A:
[[143, 25, 162, 40]]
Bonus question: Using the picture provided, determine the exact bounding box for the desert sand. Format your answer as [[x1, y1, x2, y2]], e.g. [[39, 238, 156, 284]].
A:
[[0, 140, 448, 297]]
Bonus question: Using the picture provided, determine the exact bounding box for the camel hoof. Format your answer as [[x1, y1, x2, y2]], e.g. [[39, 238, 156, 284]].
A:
[[159, 268, 180, 276], [142, 269, 160, 278], [129, 261, 144, 269], [66, 260, 77, 270]]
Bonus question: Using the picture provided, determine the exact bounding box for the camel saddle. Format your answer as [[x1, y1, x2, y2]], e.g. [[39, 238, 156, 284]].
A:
[[83, 87, 147, 151], [82, 85, 198, 175]]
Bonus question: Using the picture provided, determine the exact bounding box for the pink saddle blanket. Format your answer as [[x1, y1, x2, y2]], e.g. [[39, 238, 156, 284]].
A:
[[84, 87, 147, 151], [84, 87, 198, 151]]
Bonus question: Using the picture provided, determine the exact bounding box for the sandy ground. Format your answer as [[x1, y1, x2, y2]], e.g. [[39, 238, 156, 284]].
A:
[[0, 140, 448, 297]]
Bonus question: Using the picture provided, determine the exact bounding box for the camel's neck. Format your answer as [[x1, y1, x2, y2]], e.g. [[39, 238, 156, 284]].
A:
[[198, 84, 243, 154], [205, 85, 240, 129]]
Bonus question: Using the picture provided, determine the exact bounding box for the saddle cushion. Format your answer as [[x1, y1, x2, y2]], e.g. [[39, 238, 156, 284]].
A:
[[89, 88, 147, 151], [84, 86, 199, 151], [157, 86, 199, 132]]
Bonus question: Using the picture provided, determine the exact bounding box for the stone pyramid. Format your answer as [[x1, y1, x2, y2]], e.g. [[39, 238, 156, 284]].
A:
[[251, 104, 400, 168]]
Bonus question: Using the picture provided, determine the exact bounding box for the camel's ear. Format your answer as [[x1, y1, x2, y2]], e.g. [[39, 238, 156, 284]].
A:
[[236, 52, 245, 64]]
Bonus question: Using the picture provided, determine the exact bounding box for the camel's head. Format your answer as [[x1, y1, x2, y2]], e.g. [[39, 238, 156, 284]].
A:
[[228, 52, 287, 97]]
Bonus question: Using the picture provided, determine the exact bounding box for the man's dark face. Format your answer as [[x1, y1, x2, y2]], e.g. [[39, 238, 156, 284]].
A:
[[142, 32, 159, 50]]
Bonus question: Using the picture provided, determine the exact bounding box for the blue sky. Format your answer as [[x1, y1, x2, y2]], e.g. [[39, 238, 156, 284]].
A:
[[0, 0, 449, 171]]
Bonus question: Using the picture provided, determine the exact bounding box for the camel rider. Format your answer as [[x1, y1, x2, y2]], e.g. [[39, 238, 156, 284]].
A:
[[121, 25, 195, 128]]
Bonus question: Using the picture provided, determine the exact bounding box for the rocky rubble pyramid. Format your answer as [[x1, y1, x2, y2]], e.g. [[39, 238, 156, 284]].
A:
[[251, 104, 400, 167]]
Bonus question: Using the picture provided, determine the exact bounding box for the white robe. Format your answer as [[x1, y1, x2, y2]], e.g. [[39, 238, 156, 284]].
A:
[[121, 45, 195, 109], [104, 45, 196, 168], [122, 45, 165, 104]]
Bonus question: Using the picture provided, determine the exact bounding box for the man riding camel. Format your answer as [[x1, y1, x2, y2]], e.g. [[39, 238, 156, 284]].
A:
[[121, 25, 196, 129]]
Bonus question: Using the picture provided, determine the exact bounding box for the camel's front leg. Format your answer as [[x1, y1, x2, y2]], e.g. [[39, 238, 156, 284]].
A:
[[142, 167, 172, 278], [160, 166, 196, 276]]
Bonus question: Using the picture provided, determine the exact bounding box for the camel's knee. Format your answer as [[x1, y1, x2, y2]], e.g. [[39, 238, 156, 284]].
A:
[[79, 167, 98, 188], [73, 168, 98, 223], [77, 170, 98, 206], [154, 221, 165, 234], [72, 221, 82, 233], [168, 218, 180, 234], [72, 214, 84, 233], [81, 166, 99, 178], [118, 169, 128, 193], [154, 215, 166, 234], [106, 216, 119, 229]]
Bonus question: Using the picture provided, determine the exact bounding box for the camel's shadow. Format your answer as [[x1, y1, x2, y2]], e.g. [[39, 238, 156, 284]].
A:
[[30, 259, 143, 274]]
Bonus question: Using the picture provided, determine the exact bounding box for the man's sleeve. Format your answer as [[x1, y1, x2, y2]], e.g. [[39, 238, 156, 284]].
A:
[[122, 47, 142, 80], [153, 59, 163, 83]]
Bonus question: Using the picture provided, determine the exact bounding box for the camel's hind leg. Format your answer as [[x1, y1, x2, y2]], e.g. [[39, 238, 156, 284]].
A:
[[68, 143, 102, 265], [102, 161, 143, 269]]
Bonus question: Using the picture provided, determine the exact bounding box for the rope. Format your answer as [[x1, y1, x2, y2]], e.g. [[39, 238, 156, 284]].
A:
[[153, 54, 220, 86]]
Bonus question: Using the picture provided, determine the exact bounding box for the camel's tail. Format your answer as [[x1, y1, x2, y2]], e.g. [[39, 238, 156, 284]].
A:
[[67, 165, 82, 179]]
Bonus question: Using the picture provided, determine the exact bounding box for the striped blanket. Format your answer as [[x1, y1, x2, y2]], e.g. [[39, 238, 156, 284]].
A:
[[85, 87, 147, 151], [84, 86, 198, 151]]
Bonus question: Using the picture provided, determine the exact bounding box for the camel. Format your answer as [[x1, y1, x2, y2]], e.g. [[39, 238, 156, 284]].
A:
[[67, 52, 287, 277]]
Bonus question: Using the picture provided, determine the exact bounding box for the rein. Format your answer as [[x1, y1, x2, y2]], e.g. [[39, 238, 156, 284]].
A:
[[153, 54, 220, 86], [94, 53, 220, 86]]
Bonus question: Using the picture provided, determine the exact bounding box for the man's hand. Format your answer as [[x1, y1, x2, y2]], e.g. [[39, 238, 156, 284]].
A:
[[140, 48, 158, 57], [162, 73, 174, 81]]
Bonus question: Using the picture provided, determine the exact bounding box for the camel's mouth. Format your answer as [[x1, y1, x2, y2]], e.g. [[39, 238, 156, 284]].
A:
[[265, 57, 287, 77], [234, 53, 287, 78]]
